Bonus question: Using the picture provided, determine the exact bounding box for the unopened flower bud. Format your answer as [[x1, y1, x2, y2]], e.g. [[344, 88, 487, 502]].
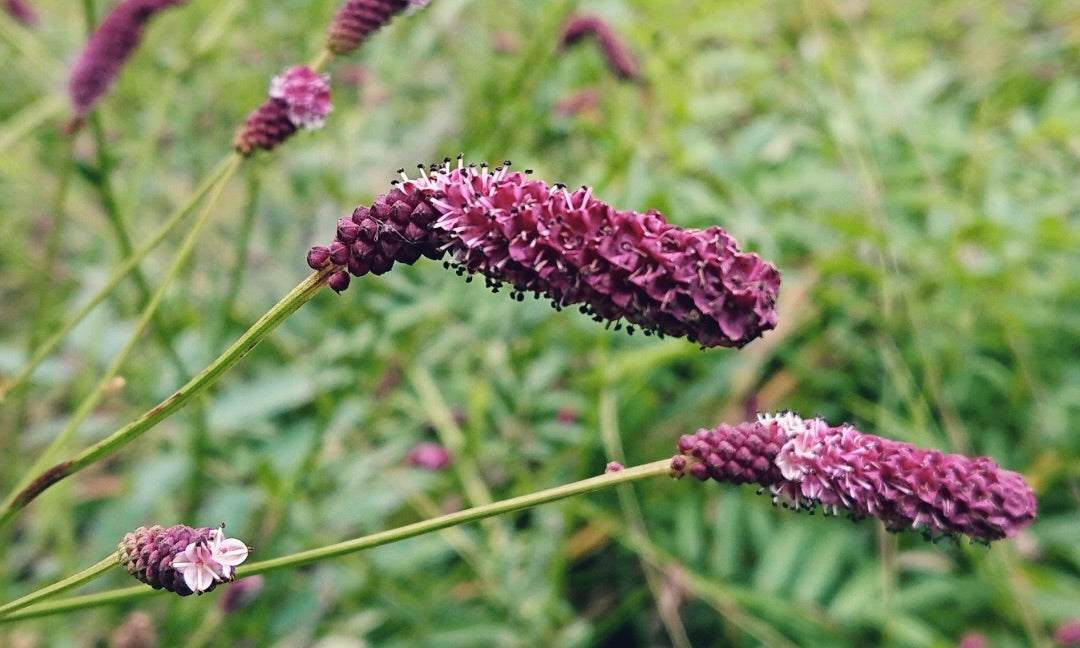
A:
[[328, 271, 351, 293], [307, 245, 332, 269], [671, 412, 1037, 543]]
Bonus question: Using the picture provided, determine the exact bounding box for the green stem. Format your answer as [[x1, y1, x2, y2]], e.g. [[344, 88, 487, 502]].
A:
[[0, 553, 118, 619], [0, 154, 236, 405], [4, 154, 242, 504], [0, 459, 675, 622], [0, 245, 333, 530], [86, 111, 193, 378], [0, 95, 66, 153]]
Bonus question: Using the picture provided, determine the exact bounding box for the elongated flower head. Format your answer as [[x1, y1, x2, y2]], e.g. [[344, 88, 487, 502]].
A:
[[671, 412, 1037, 542], [68, 0, 188, 119], [560, 14, 639, 80], [308, 157, 780, 348], [326, 0, 412, 56], [234, 66, 332, 155], [118, 524, 249, 595]]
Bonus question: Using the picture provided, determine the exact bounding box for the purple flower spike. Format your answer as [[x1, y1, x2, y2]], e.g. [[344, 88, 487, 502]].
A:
[[67, 0, 188, 119], [326, 0, 412, 56], [234, 66, 332, 155], [315, 157, 780, 348], [118, 523, 249, 596], [560, 14, 640, 81], [671, 412, 1037, 543], [5, 0, 38, 26]]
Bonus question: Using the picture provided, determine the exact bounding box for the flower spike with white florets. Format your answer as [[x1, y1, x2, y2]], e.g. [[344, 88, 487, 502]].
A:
[[308, 156, 781, 349], [118, 523, 250, 596], [670, 412, 1037, 543], [234, 66, 332, 155]]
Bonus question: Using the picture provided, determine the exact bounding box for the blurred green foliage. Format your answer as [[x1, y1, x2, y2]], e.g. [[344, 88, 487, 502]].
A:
[[1, 0, 1078, 645]]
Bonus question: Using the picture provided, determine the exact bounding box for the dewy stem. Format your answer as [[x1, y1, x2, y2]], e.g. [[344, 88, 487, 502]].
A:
[[7, 155, 243, 501], [0, 264, 335, 529], [0, 154, 237, 405], [0, 553, 118, 619], [0, 459, 676, 623]]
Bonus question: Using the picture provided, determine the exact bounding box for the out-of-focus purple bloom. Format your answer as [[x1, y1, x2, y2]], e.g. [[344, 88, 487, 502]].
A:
[[957, 631, 988, 648], [1055, 620, 1080, 646], [560, 14, 639, 81], [67, 0, 188, 119], [406, 442, 452, 470], [671, 412, 1037, 543], [219, 575, 265, 613], [605, 461, 624, 473], [234, 66, 332, 155], [308, 157, 780, 349], [118, 523, 249, 596], [4, 0, 37, 26], [326, 0, 414, 56]]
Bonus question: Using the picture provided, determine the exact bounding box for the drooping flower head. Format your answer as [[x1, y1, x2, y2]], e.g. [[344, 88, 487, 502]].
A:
[[326, 0, 420, 56], [118, 523, 249, 596], [671, 412, 1037, 542], [308, 156, 780, 348], [560, 14, 639, 81], [67, 0, 188, 120], [234, 65, 332, 155]]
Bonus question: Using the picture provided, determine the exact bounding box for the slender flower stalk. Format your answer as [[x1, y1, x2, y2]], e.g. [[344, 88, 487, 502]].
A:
[[67, 0, 188, 122], [308, 156, 780, 348], [0, 459, 675, 622], [0, 154, 236, 405], [234, 65, 332, 155], [560, 14, 640, 81], [671, 412, 1037, 542], [0, 263, 335, 529]]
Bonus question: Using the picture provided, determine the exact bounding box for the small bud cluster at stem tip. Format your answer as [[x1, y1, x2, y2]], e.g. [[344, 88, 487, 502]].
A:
[[234, 66, 332, 156], [670, 412, 1037, 542], [326, 0, 421, 56], [560, 14, 640, 81], [308, 156, 780, 348], [67, 0, 188, 120], [118, 524, 249, 595]]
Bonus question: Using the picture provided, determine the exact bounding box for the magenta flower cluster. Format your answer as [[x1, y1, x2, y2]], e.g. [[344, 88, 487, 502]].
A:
[[308, 157, 780, 348], [67, 0, 188, 119], [234, 66, 332, 155], [671, 412, 1037, 542]]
